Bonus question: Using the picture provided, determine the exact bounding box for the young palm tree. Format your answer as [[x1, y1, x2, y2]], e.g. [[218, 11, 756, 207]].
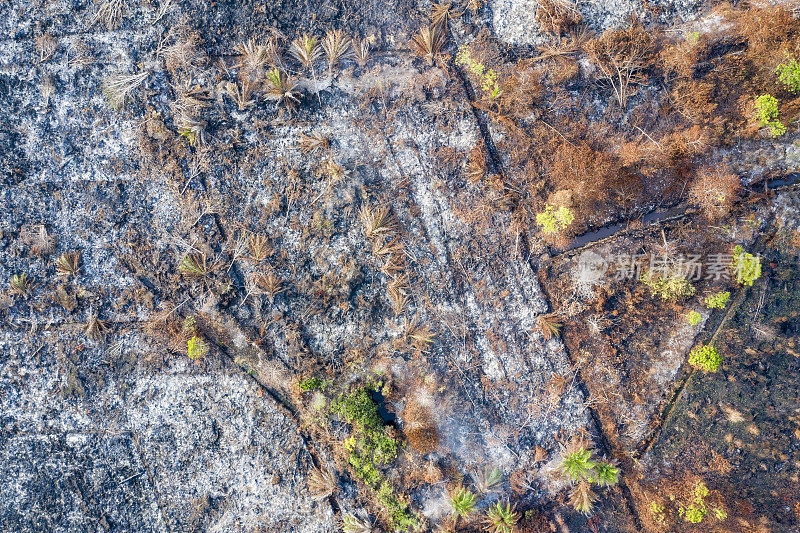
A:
[[484, 501, 518, 533], [448, 485, 476, 527]]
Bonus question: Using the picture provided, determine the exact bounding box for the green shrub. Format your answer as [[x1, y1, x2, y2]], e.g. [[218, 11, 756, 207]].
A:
[[686, 310, 702, 325], [641, 270, 696, 301], [187, 336, 209, 360], [688, 343, 721, 373], [704, 291, 730, 309], [777, 56, 800, 93], [535, 205, 575, 235], [754, 94, 786, 136], [299, 376, 323, 391], [594, 462, 620, 487], [332, 387, 415, 531], [731, 245, 761, 286], [332, 387, 383, 431], [679, 483, 709, 524]]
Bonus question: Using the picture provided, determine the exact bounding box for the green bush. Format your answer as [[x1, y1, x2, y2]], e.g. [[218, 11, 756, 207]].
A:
[[187, 336, 209, 360], [704, 291, 730, 310], [688, 343, 721, 373], [535, 205, 575, 235], [641, 270, 696, 301], [298, 376, 323, 391], [754, 94, 786, 136], [732, 245, 761, 286], [686, 310, 702, 325], [332, 387, 415, 531], [777, 56, 800, 93]]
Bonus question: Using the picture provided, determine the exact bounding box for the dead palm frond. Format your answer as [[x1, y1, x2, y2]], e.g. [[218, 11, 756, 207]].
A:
[[321, 29, 352, 74], [9, 273, 32, 297], [568, 480, 598, 515], [247, 234, 272, 262], [466, 0, 483, 13], [372, 236, 404, 259], [352, 35, 375, 68], [289, 33, 323, 70], [94, 0, 124, 29], [536, 314, 562, 340], [387, 275, 411, 316], [36, 34, 58, 63], [55, 251, 81, 277], [404, 317, 436, 352], [297, 132, 330, 154], [411, 25, 446, 65], [252, 268, 287, 303], [101, 71, 148, 111], [359, 205, 398, 241], [307, 467, 337, 501], [220, 80, 255, 111], [85, 313, 107, 340], [162, 35, 203, 72], [234, 37, 276, 76], [24, 225, 56, 257], [264, 68, 301, 111], [430, 2, 463, 30], [380, 254, 405, 277]]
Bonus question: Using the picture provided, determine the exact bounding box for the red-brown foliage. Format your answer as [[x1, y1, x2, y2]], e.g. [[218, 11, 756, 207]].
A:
[[535, 0, 583, 35], [689, 168, 741, 220], [402, 400, 440, 454]]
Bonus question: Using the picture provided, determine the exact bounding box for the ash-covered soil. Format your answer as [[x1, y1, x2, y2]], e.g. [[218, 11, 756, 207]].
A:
[[2, 0, 800, 531]]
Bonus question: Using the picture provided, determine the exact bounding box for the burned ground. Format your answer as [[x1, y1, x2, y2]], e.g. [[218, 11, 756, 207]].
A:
[[1, 0, 800, 531]]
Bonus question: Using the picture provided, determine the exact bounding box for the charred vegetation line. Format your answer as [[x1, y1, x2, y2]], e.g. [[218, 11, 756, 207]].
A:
[[120, 261, 338, 513], [129, 432, 174, 533], [451, 60, 507, 178], [536, 270, 644, 532], [452, 53, 644, 528], [635, 214, 779, 459], [202, 326, 341, 515]]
